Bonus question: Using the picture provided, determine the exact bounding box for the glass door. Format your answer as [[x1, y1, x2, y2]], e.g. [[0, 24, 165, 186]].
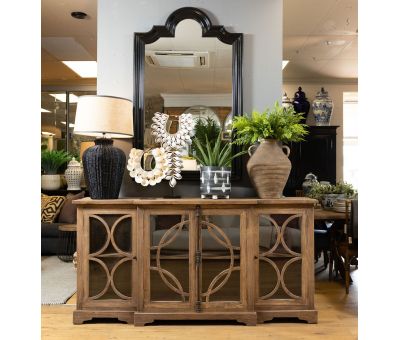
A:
[[256, 211, 304, 305], [84, 211, 136, 309], [198, 209, 246, 311], [143, 209, 195, 311]]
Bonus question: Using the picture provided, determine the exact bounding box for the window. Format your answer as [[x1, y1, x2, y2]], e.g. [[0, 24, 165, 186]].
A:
[[41, 91, 96, 158], [343, 92, 358, 188]]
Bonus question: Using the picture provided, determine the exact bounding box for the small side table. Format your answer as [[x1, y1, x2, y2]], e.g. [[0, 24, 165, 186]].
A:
[[58, 224, 77, 262]]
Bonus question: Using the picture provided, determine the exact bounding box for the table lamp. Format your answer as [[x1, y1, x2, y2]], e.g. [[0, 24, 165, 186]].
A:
[[74, 95, 133, 199]]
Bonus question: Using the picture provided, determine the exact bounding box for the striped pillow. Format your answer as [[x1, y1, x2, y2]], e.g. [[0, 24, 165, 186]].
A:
[[41, 195, 66, 223]]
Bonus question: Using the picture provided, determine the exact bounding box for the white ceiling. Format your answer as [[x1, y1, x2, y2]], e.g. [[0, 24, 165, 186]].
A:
[[41, 0, 97, 86], [41, 0, 357, 85], [283, 0, 358, 81]]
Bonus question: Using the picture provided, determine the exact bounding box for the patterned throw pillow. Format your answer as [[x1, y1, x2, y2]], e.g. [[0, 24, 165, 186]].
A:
[[41, 194, 49, 211], [41, 195, 66, 223]]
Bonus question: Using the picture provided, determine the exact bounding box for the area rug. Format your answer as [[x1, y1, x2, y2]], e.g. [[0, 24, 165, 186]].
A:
[[41, 256, 76, 305]]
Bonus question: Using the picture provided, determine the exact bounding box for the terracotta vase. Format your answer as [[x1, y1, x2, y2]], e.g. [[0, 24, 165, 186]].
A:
[[247, 139, 291, 198]]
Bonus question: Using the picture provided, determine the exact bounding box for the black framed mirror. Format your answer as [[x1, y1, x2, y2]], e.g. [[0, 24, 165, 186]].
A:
[[134, 7, 243, 180]]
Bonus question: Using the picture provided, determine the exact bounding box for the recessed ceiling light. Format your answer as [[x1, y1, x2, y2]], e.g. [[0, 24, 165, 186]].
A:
[[41, 108, 50, 112], [71, 11, 87, 20], [49, 93, 79, 103], [282, 60, 289, 70], [62, 61, 97, 78]]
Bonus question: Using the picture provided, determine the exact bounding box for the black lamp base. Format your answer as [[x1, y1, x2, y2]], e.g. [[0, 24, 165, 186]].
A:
[[82, 138, 126, 199]]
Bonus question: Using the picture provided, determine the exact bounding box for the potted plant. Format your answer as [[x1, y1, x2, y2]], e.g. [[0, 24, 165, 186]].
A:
[[232, 101, 308, 198], [190, 134, 246, 199], [41, 150, 72, 190], [307, 182, 356, 209], [192, 116, 221, 148]]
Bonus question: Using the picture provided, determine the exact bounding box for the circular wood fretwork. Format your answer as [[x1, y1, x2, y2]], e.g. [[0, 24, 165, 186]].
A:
[[200, 220, 240, 302], [258, 214, 303, 300], [150, 220, 190, 301], [87, 214, 134, 301]]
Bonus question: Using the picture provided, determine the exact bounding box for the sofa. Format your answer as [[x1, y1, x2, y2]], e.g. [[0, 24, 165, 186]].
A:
[[41, 191, 85, 255]]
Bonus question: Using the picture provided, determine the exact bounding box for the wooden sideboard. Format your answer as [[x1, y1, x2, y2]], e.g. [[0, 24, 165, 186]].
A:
[[73, 197, 317, 326]]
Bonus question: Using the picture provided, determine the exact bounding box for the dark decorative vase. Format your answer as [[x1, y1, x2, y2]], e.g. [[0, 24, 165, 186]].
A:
[[82, 138, 126, 199], [292, 87, 310, 119], [200, 166, 231, 199]]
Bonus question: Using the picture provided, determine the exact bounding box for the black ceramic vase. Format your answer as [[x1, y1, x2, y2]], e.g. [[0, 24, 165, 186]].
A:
[[292, 86, 310, 120], [82, 138, 126, 199]]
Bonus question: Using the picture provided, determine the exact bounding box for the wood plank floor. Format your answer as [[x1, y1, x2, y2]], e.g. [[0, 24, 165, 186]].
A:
[[42, 264, 358, 340]]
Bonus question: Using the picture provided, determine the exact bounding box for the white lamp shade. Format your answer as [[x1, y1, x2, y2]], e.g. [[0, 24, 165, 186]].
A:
[[74, 95, 133, 138]]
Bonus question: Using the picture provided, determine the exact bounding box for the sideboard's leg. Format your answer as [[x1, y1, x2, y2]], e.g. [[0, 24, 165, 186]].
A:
[[257, 310, 318, 324], [134, 314, 154, 326], [73, 311, 93, 324], [73, 311, 135, 324], [298, 311, 318, 324], [237, 313, 257, 326], [118, 314, 135, 324], [257, 313, 273, 323]]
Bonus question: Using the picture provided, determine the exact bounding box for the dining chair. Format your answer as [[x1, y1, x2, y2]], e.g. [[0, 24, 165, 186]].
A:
[[295, 190, 330, 269], [336, 199, 358, 294]]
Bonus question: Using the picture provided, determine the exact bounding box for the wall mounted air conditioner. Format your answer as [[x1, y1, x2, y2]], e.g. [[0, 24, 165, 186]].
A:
[[145, 51, 209, 68]]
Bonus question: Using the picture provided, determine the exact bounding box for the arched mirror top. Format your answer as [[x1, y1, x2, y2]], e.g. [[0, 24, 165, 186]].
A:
[[134, 7, 243, 180], [136, 7, 242, 45]]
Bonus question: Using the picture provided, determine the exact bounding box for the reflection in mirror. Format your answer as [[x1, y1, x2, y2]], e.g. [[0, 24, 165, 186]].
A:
[[41, 91, 96, 157], [144, 19, 233, 171]]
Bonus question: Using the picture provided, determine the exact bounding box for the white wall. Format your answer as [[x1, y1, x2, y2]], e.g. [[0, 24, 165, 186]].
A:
[[283, 81, 358, 182], [97, 0, 283, 197]]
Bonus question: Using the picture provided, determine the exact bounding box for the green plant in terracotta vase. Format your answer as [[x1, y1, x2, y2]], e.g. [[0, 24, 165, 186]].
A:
[[231, 101, 308, 198], [232, 102, 308, 146]]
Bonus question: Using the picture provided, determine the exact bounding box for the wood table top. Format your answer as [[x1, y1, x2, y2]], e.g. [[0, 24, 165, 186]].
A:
[[58, 224, 77, 232], [73, 197, 318, 206], [314, 208, 346, 220]]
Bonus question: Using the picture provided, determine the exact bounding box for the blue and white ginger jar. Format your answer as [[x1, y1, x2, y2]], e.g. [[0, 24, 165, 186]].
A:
[[312, 87, 334, 126]]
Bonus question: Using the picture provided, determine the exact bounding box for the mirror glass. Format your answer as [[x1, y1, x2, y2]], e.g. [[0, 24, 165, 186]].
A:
[[143, 19, 233, 171]]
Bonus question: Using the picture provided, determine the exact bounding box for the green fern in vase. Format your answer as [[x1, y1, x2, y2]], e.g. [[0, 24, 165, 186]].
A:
[[232, 101, 308, 145]]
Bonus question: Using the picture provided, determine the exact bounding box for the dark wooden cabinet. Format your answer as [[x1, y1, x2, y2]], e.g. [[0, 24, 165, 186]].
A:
[[284, 126, 339, 197]]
